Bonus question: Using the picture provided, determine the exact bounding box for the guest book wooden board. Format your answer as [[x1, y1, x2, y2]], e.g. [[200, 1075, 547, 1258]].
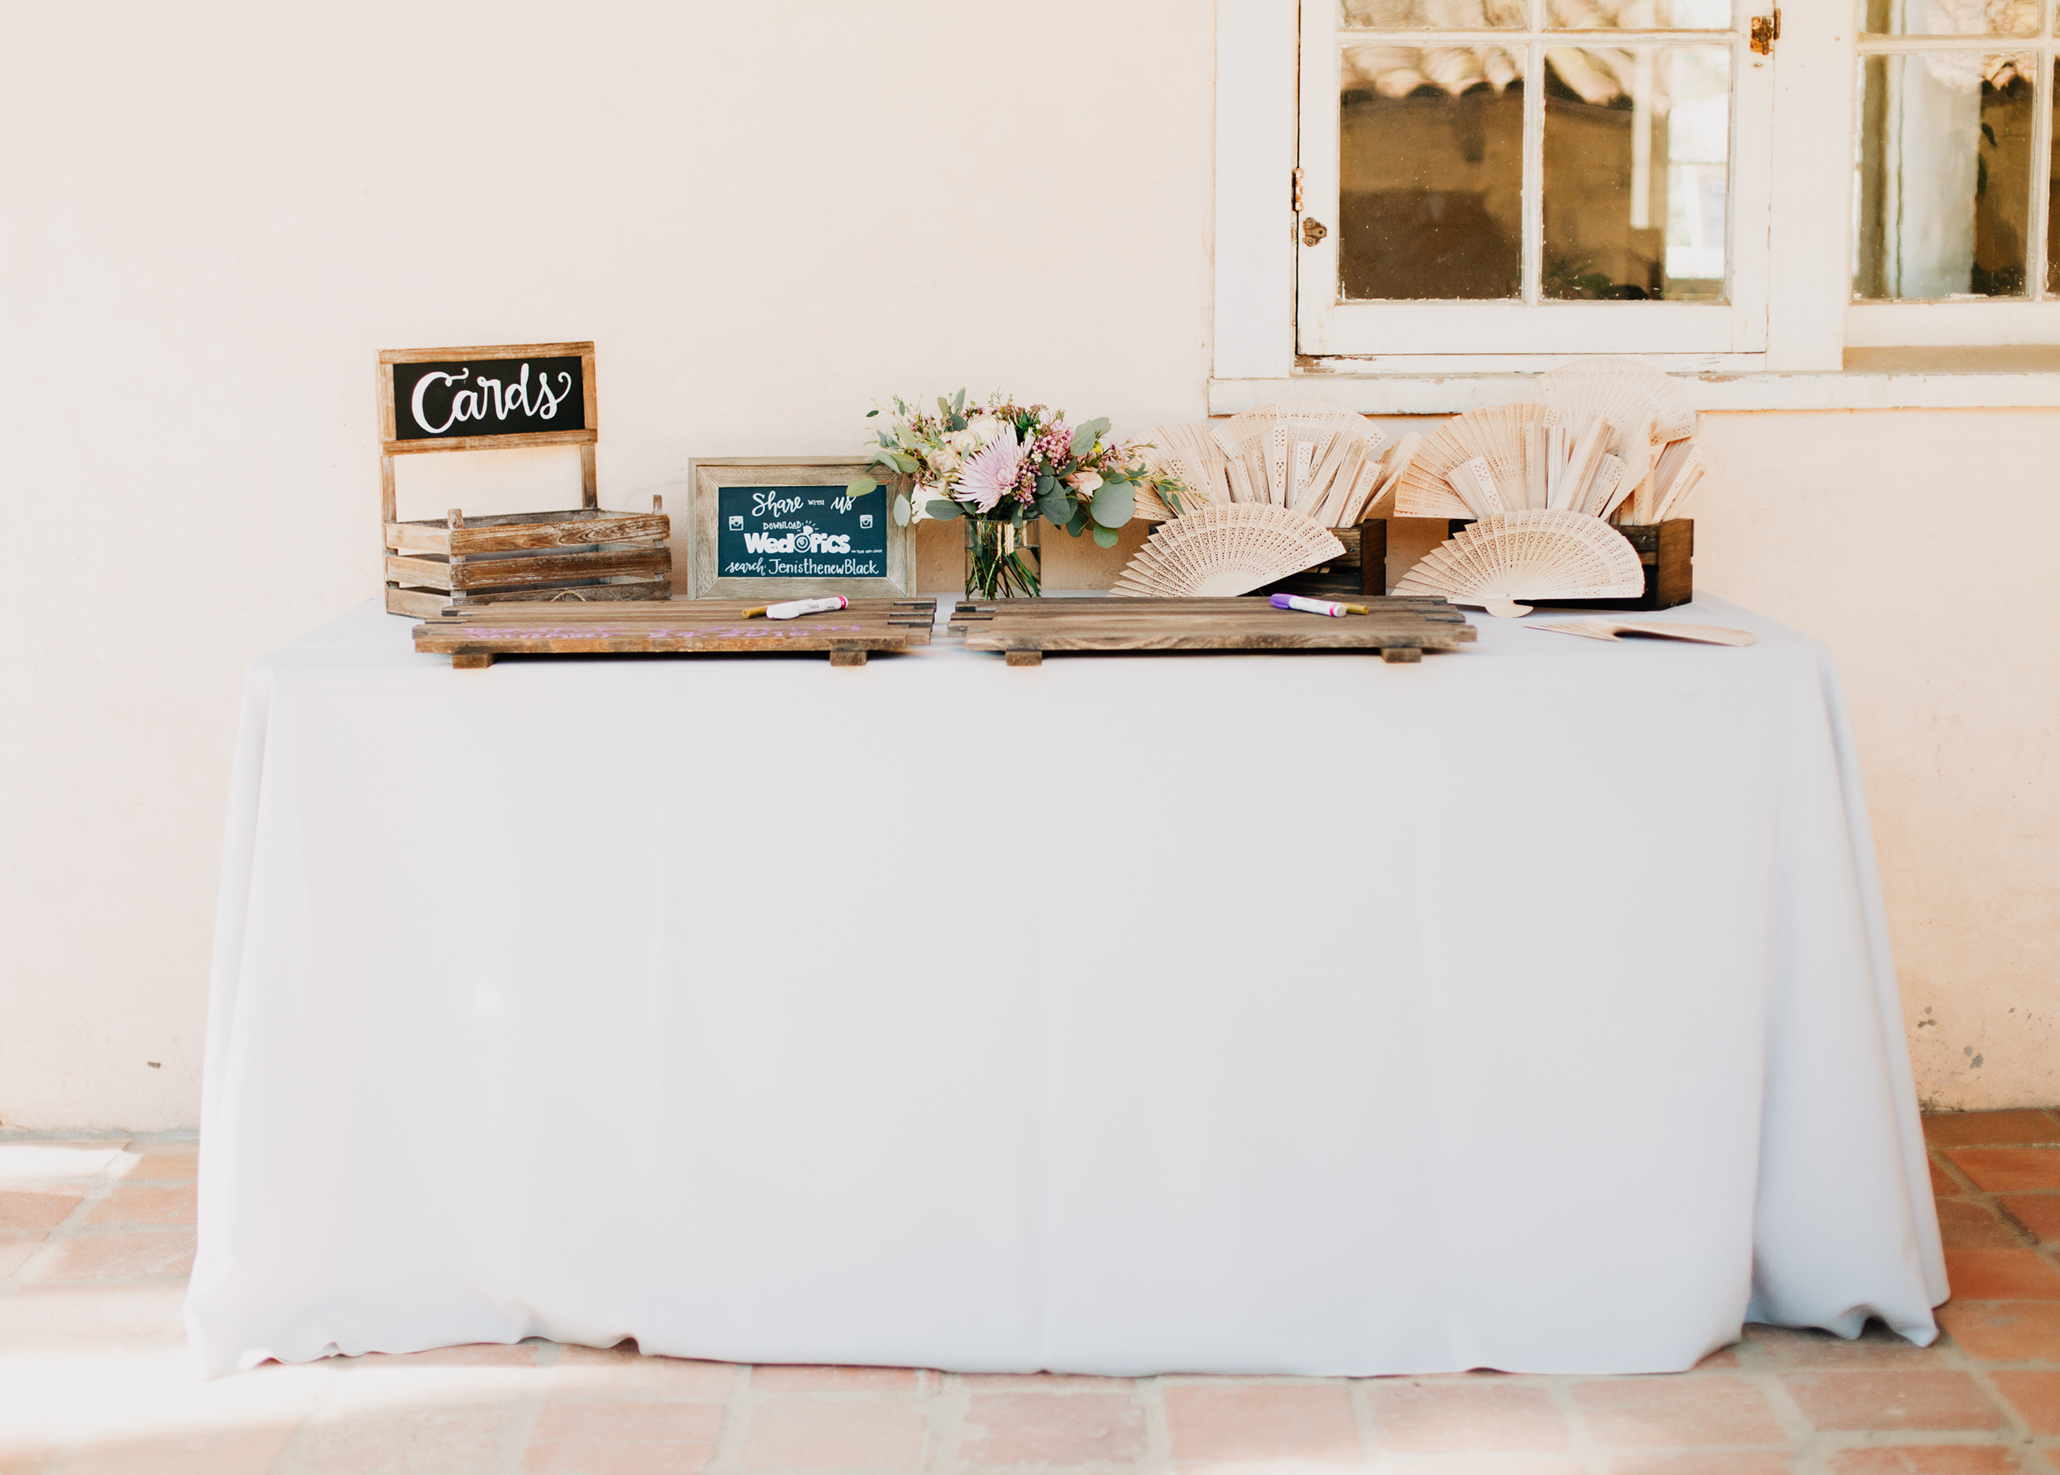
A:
[[413, 599, 937, 668], [948, 596, 1476, 666]]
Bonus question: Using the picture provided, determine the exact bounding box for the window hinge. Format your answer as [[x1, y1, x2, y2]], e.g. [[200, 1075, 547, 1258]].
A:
[[1750, 9, 1779, 55], [1292, 166, 1305, 214]]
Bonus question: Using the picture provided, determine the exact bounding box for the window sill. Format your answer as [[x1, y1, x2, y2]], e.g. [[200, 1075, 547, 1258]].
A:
[[1209, 350, 2060, 415]]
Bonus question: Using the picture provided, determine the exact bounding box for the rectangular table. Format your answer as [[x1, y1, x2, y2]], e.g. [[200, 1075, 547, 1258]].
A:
[[189, 596, 1945, 1377]]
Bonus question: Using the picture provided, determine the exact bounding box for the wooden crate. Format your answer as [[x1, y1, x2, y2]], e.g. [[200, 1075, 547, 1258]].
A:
[[948, 595, 1474, 665], [414, 598, 937, 668], [1445, 517, 1693, 611], [379, 342, 672, 617]]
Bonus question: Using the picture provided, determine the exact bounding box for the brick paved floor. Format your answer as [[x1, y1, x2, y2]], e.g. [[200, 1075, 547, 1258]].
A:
[[3, 1111, 2060, 1473]]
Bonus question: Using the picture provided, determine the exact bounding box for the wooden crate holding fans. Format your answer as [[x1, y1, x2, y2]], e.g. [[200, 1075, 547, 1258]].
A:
[[1387, 361, 1706, 614], [1118, 412, 1421, 598], [379, 341, 671, 618]]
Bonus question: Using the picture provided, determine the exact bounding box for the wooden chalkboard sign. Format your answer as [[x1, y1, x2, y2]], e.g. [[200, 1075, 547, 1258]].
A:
[[687, 457, 912, 600], [378, 341, 672, 617]]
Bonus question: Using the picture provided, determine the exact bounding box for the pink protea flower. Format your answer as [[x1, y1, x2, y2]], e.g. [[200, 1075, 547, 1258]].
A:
[[955, 424, 1024, 514]]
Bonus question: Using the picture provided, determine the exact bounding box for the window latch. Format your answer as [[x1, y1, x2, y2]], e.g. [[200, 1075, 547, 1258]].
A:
[[1750, 9, 1779, 55], [1301, 217, 1328, 247]]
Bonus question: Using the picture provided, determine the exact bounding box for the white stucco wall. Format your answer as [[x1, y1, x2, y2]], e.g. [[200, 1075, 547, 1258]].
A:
[[1, 4, 2051, 1127]]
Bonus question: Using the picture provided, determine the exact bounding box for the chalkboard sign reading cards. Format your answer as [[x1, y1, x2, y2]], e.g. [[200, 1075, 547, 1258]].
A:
[[689, 458, 912, 600], [390, 355, 586, 442], [378, 341, 598, 455]]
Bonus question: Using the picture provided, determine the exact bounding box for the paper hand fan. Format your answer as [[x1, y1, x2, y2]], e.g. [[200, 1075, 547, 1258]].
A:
[[1536, 356, 1698, 445], [1391, 508, 1643, 618], [1110, 504, 1344, 598], [1209, 402, 1385, 518], [1392, 405, 1542, 518], [1137, 423, 1231, 520]]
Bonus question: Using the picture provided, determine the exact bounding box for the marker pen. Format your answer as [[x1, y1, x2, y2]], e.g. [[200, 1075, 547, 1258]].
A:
[[1270, 593, 1368, 618], [743, 596, 850, 620]]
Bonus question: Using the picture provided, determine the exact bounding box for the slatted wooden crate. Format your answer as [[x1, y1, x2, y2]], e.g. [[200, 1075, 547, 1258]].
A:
[[1444, 517, 1693, 611], [414, 598, 937, 668], [948, 595, 1474, 665], [380, 342, 672, 617]]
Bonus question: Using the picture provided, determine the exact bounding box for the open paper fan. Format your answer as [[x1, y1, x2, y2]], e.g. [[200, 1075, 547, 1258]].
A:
[[1392, 405, 1544, 518], [1537, 357, 1698, 445], [1111, 504, 1344, 598], [1391, 508, 1643, 618], [1208, 402, 1386, 517], [1137, 423, 1231, 520]]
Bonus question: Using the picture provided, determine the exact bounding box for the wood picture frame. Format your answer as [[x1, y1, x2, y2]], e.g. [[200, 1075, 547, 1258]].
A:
[[687, 457, 913, 600]]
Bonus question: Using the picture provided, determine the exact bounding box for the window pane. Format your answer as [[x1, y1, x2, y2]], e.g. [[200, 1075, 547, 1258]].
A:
[[1853, 52, 2034, 299], [1857, 0, 2037, 37], [1338, 46, 1525, 299], [1547, 0, 1733, 30], [1541, 46, 1730, 300], [2050, 58, 2060, 294], [1341, 0, 1524, 28]]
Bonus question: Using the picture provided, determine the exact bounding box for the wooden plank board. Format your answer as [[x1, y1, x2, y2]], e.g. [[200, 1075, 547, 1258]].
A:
[[413, 599, 937, 667], [950, 596, 1474, 664], [387, 546, 671, 592], [386, 513, 670, 555]]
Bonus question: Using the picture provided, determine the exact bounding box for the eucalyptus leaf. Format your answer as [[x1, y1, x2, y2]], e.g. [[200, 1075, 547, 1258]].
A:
[[1070, 425, 1096, 458], [1090, 479, 1135, 529], [1037, 472, 1056, 500], [925, 498, 962, 521], [892, 494, 911, 527], [1038, 492, 1072, 526], [953, 388, 966, 414], [846, 476, 878, 499], [1092, 525, 1119, 549], [866, 409, 879, 418]]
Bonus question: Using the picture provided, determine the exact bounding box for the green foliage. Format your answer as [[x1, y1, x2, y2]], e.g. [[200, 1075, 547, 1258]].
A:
[[892, 494, 911, 527], [925, 498, 962, 521], [846, 476, 878, 499], [1091, 525, 1119, 548], [1090, 478, 1135, 529]]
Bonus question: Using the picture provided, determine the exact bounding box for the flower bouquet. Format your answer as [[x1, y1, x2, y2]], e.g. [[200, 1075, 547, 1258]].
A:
[[846, 391, 1188, 599]]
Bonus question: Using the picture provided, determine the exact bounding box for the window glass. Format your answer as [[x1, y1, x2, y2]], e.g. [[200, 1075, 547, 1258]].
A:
[[1339, 47, 1525, 298], [1543, 46, 1730, 299], [1858, 0, 2038, 38], [1547, 0, 1732, 29], [1853, 51, 2036, 298], [1342, 0, 1525, 29]]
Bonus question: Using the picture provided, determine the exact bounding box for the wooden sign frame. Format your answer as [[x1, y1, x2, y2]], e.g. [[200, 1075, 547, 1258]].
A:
[[377, 341, 600, 527], [687, 457, 913, 601]]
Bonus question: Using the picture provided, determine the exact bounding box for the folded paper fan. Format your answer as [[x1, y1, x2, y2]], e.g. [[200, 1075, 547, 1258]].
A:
[[1392, 404, 1543, 518], [1537, 357, 1697, 445], [1137, 423, 1232, 520], [1209, 402, 1385, 517], [1110, 504, 1345, 598], [1391, 508, 1643, 618]]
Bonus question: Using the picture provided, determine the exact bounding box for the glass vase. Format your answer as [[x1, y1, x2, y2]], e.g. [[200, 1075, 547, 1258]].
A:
[[964, 516, 1042, 600]]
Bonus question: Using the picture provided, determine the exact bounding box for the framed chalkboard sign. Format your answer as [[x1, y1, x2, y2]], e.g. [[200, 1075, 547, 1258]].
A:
[[378, 342, 598, 456], [687, 457, 912, 600]]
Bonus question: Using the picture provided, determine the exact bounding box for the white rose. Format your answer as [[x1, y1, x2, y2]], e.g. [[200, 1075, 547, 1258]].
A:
[[1070, 470, 1104, 498], [929, 444, 961, 473], [968, 417, 1005, 447]]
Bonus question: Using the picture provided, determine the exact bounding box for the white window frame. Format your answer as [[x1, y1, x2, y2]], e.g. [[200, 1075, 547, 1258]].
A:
[[1295, 2, 1774, 358], [1213, 0, 2060, 393], [1846, 23, 2060, 346]]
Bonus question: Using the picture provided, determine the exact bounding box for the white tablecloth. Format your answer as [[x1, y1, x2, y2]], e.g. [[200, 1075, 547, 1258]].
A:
[[189, 595, 1945, 1377]]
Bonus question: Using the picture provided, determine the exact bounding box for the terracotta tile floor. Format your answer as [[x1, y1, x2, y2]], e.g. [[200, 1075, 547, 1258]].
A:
[[4, 1111, 2060, 1473]]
